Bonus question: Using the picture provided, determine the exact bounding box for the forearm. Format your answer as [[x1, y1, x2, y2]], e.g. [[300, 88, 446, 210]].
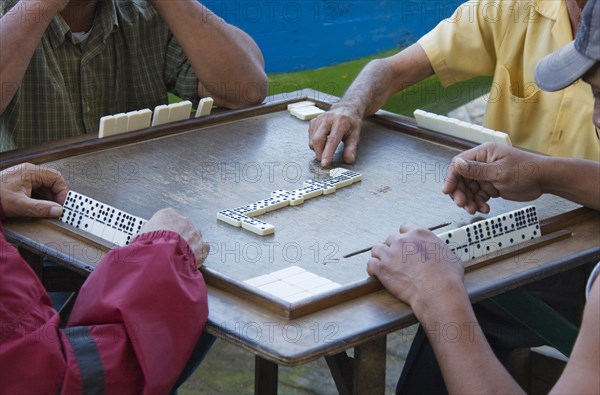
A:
[[540, 157, 600, 210], [334, 43, 434, 118], [0, 0, 62, 113], [413, 281, 524, 395], [151, 0, 267, 108]]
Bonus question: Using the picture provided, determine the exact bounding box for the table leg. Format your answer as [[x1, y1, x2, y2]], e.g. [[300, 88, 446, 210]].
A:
[[325, 335, 387, 395], [353, 336, 387, 395], [255, 355, 278, 395], [325, 352, 354, 395]]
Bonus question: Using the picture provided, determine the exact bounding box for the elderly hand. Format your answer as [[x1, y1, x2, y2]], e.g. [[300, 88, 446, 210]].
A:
[[442, 143, 546, 214], [139, 208, 210, 268], [0, 163, 68, 218], [308, 104, 362, 167], [367, 223, 464, 313]]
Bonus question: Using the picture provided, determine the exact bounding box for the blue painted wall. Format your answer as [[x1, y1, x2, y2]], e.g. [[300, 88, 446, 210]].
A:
[[207, 1, 460, 73]]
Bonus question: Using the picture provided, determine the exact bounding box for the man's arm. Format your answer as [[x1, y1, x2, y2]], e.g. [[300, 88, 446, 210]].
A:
[[551, 278, 600, 394], [308, 43, 434, 166], [443, 143, 600, 214], [149, 0, 267, 109], [367, 224, 525, 394], [0, 0, 69, 114]]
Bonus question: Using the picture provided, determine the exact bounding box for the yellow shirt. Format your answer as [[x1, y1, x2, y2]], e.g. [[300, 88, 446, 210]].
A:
[[419, 0, 599, 160]]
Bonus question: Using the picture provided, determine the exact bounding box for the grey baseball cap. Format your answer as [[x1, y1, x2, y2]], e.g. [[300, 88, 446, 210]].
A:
[[535, 0, 600, 92]]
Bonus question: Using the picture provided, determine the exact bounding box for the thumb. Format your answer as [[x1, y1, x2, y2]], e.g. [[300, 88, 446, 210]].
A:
[[454, 158, 501, 183], [21, 197, 64, 218], [343, 135, 359, 164]]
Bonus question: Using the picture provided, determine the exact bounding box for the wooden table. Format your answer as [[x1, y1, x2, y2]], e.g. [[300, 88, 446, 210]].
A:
[[2, 90, 599, 395]]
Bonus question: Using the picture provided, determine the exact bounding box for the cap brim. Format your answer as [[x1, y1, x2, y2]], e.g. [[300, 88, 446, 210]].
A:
[[534, 41, 596, 92]]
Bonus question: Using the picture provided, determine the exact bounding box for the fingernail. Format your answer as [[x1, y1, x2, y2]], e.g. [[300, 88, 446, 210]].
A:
[[49, 206, 63, 217]]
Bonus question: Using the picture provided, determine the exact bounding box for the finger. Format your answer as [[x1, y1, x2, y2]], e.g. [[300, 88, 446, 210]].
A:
[[19, 197, 63, 218], [442, 160, 463, 194], [478, 181, 501, 199], [342, 130, 360, 164], [197, 242, 210, 267], [370, 243, 386, 259], [399, 222, 422, 234], [366, 257, 381, 277], [454, 157, 501, 183], [310, 117, 332, 162], [384, 232, 402, 246], [320, 123, 345, 166]]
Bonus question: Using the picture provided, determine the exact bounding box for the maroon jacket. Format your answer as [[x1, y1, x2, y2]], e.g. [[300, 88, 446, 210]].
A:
[[0, 218, 208, 394]]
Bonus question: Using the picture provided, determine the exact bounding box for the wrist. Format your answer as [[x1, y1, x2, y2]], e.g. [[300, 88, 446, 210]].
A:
[[411, 277, 468, 323], [330, 101, 364, 120]]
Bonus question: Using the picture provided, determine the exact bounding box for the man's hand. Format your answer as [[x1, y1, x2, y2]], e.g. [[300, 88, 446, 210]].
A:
[[308, 104, 362, 167], [140, 208, 209, 268], [443, 143, 546, 214], [0, 163, 68, 218], [367, 223, 464, 312]]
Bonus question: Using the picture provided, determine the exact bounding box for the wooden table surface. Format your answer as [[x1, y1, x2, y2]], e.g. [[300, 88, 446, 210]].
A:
[[2, 90, 599, 394]]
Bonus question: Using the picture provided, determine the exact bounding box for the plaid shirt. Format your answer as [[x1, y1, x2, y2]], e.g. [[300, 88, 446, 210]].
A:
[[0, 0, 199, 151]]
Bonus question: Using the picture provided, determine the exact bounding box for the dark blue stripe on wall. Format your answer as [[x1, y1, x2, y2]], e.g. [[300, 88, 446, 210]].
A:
[[65, 326, 105, 395], [206, 0, 460, 72]]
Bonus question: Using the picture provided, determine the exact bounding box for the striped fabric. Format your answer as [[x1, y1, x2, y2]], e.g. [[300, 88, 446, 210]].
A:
[[64, 326, 105, 394], [0, 0, 199, 151]]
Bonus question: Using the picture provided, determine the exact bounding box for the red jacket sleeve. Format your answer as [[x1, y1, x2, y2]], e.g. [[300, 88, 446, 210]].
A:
[[0, 222, 208, 395], [0, 222, 67, 394], [66, 230, 209, 395]]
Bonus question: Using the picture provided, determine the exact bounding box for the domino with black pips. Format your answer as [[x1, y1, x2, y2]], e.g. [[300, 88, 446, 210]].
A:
[[286, 190, 305, 206], [304, 179, 336, 195], [59, 191, 147, 247], [437, 205, 539, 261], [241, 216, 275, 236], [217, 210, 249, 227], [322, 174, 353, 189], [232, 202, 266, 217], [298, 184, 323, 200], [329, 168, 362, 183]]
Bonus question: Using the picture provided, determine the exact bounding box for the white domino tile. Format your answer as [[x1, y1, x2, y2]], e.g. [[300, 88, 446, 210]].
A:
[[241, 217, 275, 236], [270, 266, 306, 279], [216, 210, 248, 227], [290, 105, 325, 121], [217, 168, 362, 236], [244, 266, 342, 302], [287, 101, 315, 111], [59, 191, 148, 247], [152, 104, 170, 126], [244, 274, 278, 288], [195, 97, 214, 118], [414, 109, 512, 146], [98, 115, 116, 138], [304, 179, 336, 195], [299, 185, 323, 200], [114, 113, 129, 135], [232, 203, 267, 217], [168, 100, 192, 123], [437, 205, 540, 261], [127, 109, 152, 132]]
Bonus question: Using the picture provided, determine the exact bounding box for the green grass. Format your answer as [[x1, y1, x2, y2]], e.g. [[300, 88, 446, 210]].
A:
[[172, 49, 492, 116], [268, 49, 492, 116]]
